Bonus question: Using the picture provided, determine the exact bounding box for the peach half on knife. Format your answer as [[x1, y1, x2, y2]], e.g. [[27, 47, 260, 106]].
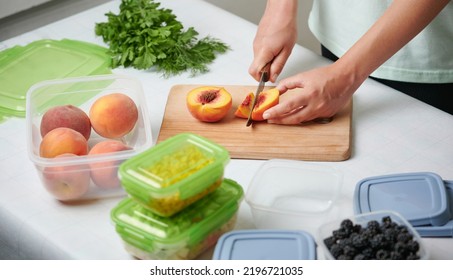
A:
[[234, 88, 279, 121], [186, 86, 233, 122]]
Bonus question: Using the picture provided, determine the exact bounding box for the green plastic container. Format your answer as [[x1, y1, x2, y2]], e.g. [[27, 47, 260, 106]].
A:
[[0, 39, 111, 119], [119, 133, 230, 217], [111, 178, 243, 260]]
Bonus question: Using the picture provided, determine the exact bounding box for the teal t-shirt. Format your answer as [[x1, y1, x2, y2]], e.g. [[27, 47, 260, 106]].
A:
[[308, 0, 453, 83]]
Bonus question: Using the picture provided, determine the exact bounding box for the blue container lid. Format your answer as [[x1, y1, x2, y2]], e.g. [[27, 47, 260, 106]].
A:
[[413, 181, 453, 237], [353, 172, 450, 227], [212, 229, 316, 260]]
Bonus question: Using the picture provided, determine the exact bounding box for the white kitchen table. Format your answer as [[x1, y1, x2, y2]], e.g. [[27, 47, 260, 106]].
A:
[[1, 0, 452, 260]]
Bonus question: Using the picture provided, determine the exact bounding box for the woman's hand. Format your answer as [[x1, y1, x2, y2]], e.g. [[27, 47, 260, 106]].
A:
[[249, 0, 298, 83], [263, 62, 362, 124]]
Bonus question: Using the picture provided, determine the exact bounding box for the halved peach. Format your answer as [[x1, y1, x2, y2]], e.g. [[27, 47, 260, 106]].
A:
[[186, 86, 232, 122], [234, 92, 254, 119], [251, 88, 280, 121], [235, 88, 279, 121]]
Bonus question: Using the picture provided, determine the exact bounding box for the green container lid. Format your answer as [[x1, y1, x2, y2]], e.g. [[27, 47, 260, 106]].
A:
[[111, 178, 243, 260], [0, 39, 111, 119], [118, 133, 230, 217]]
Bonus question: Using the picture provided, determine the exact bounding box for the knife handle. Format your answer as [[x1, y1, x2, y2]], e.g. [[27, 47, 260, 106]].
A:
[[260, 61, 272, 82]]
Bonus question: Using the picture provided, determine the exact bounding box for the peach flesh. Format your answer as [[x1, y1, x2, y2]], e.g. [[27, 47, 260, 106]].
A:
[[186, 86, 232, 123]]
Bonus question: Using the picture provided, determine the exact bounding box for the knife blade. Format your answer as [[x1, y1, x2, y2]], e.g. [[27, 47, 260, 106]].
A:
[[246, 62, 272, 127]]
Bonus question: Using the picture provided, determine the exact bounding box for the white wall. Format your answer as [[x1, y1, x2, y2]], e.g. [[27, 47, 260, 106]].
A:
[[0, 0, 54, 19], [203, 0, 320, 54]]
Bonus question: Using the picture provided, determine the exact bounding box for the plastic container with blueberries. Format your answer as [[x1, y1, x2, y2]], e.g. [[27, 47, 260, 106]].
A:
[[318, 210, 429, 260]]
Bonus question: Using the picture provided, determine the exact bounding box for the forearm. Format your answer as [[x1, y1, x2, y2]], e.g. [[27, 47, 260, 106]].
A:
[[256, 0, 298, 41], [336, 0, 450, 84], [250, 0, 298, 81], [263, 0, 298, 18]]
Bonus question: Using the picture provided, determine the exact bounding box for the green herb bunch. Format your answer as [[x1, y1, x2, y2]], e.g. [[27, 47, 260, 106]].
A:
[[95, 0, 230, 77]]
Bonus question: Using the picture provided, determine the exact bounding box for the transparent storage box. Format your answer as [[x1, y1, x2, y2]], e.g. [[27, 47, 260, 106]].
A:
[[26, 74, 152, 201], [118, 133, 230, 217], [111, 178, 243, 260], [245, 159, 342, 236]]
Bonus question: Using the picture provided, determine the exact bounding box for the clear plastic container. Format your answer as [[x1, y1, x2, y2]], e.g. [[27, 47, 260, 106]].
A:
[[118, 133, 230, 217], [245, 159, 342, 236], [26, 74, 153, 201], [111, 178, 243, 260], [318, 211, 429, 260]]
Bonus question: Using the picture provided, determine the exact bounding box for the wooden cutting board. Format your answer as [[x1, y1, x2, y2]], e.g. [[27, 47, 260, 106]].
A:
[[157, 85, 352, 161]]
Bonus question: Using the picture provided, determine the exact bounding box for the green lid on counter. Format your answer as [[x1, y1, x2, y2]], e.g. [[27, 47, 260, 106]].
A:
[[0, 39, 111, 119]]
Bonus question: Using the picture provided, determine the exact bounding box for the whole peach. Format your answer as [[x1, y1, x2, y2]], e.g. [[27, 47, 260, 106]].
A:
[[42, 153, 90, 201], [88, 140, 131, 189], [40, 105, 91, 140], [40, 127, 88, 158], [89, 93, 138, 139]]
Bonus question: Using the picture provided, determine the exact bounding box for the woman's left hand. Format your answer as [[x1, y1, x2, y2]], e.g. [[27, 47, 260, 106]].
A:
[[263, 63, 361, 124]]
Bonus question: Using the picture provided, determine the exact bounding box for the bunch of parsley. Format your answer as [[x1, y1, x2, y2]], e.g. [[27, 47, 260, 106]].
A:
[[95, 0, 230, 77]]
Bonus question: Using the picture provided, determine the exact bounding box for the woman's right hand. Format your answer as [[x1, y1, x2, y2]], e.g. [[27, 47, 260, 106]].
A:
[[249, 0, 298, 83]]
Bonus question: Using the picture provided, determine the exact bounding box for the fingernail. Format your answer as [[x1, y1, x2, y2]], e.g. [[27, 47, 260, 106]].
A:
[[272, 73, 279, 81], [263, 112, 270, 119], [267, 119, 275, 124]]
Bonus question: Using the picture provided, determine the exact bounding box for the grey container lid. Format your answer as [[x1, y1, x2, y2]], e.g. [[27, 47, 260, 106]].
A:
[[212, 229, 316, 260], [413, 181, 453, 237], [353, 172, 450, 227]]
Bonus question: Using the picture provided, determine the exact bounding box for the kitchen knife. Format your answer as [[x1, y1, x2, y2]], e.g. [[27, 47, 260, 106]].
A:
[[246, 62, 272, 127]]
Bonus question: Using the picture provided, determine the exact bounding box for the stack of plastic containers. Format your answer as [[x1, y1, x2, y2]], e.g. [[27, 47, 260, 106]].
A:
[[111, 133, 244, 259], [353, 172, 453, 237]]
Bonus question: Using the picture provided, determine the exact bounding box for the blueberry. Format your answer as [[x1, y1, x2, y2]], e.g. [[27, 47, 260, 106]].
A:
[[332, 228, 349, 240], [341, 219, 354, 230], [354, 254, 367, 260], [343, 245, 357, 258], [330, 243, 344, 259], [397, 232, 413, 243], [367, 220, 380, 231], [370, 233, 386, 249], [376, 249, 390, 260], [351, 233, 368, 249], [324, 236, 337, 249]]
